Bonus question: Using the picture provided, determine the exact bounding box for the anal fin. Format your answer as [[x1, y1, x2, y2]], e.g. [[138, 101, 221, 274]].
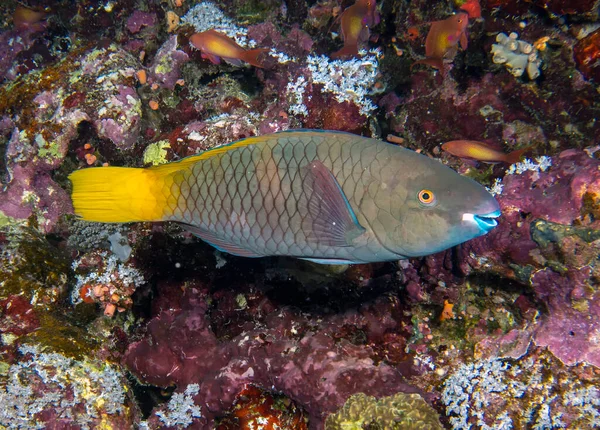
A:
[[300, 257, 358, 265]]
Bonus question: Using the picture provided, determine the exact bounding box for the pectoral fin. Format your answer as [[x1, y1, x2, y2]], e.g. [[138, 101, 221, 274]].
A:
[[179, 223, 262, 257], [460, 31, 468, 50], [300, 160, 366, 247], [202, 52, 221, 65]]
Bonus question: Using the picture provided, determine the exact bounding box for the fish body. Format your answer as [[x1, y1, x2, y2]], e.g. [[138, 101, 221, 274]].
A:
[[189, 29, 269, 68], [443, 140, 530, 164], [69, 130, 500, 264], [412, 12, 469, 73], [332, 0, 379, 59], [13, 6, 46, 32]]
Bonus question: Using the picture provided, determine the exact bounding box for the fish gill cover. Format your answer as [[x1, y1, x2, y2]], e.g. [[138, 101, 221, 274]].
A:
[[0, 0, 600, 429]]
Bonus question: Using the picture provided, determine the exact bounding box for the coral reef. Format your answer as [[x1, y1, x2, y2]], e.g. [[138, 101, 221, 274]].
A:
[[466, 150, 600, 368], [1, 0, 600, 428], [0, 344, 135, 428], [152, 384, 203, 428], [0, 43, 144, 230], [442, 352, 600, 429]]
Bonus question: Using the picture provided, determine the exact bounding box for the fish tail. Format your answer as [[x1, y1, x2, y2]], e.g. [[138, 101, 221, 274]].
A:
[[411, 57, 445, 74], [241, 48, 270, 68], [505, 146, 532, 164], [331, 43, 359, 59], [69, 165, 180, 223]]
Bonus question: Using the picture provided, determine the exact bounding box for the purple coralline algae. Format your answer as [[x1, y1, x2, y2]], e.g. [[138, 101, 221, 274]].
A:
[[466, 150, 600, 367], [0, 43, 142, 230], [126, 10, 158, 35], [124, 281, 420, 428], [149, 35, 190, 90]]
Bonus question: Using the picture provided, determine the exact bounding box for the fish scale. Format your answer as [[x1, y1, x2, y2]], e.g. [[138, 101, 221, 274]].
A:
[[170, 132, 373, 260], [69, 130, 501, 264]]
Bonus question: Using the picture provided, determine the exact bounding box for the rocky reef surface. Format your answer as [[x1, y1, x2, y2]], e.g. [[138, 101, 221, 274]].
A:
[[1, 0, 600, 428]]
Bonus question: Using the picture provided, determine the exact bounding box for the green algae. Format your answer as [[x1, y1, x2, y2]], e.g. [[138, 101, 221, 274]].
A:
[[0, 226, 70, 300], [0, 226, 98, 359], [464, 164, 496, 187], [143, 140, 171, 166], [531, 218, 600, 247], [35, 133, 64, 161], [325, 392, 443, 430], [509, 263, 536, 284], [233, 0, 279, 24], [22, 312, 99, 360], [0, 212, 26, 228]]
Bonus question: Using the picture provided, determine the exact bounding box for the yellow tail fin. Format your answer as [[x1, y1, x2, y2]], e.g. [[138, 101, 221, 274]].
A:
[[69, 166, 180, 223]]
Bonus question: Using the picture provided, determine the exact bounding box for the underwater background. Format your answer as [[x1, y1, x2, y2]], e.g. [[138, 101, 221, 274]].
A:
[[1, 0, 600, 428]]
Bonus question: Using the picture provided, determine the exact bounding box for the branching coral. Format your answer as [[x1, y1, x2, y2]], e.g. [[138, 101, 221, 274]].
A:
[[0, 344, 132, 428], [287, 51, 382, 117], [181, 2, 255, 47], [442, 356, 600, 429]]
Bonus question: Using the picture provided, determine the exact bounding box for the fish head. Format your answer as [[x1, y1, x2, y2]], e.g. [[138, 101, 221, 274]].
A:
[[449, 12, 469, 34], [378, 151, 500, 257]]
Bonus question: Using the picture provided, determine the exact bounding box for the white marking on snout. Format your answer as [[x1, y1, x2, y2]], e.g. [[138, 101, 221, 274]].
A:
[[462, 213, 475, 222]]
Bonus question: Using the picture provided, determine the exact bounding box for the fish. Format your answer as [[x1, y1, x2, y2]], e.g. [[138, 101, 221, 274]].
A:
[[189, 29, 269, 68], [411, 12, 469, 74], [332, 0, 380, 59], [13, 6, 47, 32], [442, 140, 531, 164], [69, 130, 500, 264]]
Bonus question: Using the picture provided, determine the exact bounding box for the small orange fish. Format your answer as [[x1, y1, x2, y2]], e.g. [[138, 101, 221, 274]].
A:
[[405, 26, 420, 42], [411, 12, 469, 74], [13, 6, 46, 32], [442, 140, 531, 164], [189, 30, 269, 68], [439, 300, 455, 322], [332, 0, 380, 59]]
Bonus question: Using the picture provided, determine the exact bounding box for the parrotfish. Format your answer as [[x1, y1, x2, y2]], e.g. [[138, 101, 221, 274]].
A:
[[411, 12, 469, 74], [189, 29, 269, 68], [332, 0, 380, 59], [443, 140, 530, 164], [69, 130, 500, 264]]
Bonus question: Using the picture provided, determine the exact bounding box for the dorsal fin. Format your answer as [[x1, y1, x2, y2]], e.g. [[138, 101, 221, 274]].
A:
[[147, 129, 367, 177], [148, 135, 266, 175]]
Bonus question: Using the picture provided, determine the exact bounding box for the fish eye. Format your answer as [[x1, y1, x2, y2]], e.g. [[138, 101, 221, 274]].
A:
[[418, 189, 436, 206]]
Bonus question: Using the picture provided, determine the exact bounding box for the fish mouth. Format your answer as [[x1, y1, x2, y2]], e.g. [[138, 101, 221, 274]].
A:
[[463, 209, 501, 232]]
